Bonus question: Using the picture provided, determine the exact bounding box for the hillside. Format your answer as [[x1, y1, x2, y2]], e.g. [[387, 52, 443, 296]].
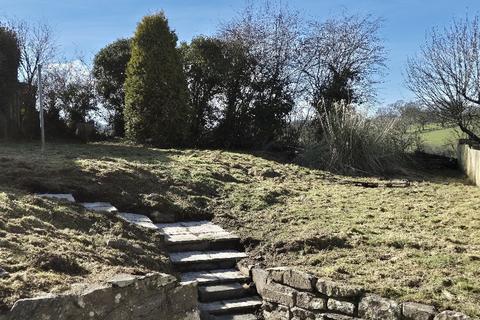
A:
[[0, 142, 479, 317]]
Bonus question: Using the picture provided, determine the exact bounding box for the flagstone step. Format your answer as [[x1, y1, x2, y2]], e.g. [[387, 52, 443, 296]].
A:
[[81, 202, 117, 212], [213, 314, 258, 320], [199, 283, 253, 302], [166, 234, 240, 252], [181, 269, 249, 286], [200, 297, 262, 316], [157, 221, 241, 252], [117, 212, 158, 229], [37, 193, 76, 202], [171, 250, 247, 272]]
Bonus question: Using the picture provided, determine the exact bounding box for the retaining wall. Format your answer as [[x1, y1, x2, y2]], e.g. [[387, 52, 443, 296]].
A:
[[245, 266, 471, 320], [0, 272, 200, 320], [458, 142, 480, 186]]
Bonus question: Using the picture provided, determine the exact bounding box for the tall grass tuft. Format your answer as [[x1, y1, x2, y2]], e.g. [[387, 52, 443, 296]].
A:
[[297, 102, 418, 174]]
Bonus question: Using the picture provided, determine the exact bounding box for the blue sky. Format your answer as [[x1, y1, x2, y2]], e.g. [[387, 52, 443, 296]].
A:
[[2, 0, 480, 106]]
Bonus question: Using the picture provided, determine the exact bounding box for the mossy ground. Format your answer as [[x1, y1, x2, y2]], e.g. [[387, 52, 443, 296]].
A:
[[0, 142, 479, 316]]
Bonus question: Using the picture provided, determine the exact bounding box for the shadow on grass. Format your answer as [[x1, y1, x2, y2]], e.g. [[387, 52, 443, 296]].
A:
[[226, 147, 468, 185], [0, 141, 214, 221]]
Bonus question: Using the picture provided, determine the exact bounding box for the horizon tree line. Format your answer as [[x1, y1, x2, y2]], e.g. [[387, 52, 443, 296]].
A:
[[2, 2, 478, 154]]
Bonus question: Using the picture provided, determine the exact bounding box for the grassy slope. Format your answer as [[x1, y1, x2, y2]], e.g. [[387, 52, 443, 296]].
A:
[[0, 143, 173, 311], [0, 142, 479, 316]]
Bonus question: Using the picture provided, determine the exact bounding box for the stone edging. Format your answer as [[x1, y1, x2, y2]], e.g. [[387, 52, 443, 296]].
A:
[[238, 264, 471, 320], [0, 273, 200, 320]]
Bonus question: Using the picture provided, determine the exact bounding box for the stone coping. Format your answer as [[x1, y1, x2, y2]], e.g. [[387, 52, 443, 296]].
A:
[[0, 272, 200, 320]]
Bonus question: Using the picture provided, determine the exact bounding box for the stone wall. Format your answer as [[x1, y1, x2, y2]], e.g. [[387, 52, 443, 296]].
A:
[[248, 266, 471, 320], [458, 142, 480, 187], [0, 273, 200, 320]]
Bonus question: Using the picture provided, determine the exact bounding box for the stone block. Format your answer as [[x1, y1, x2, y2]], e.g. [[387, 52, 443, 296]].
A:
[[237, 261, 254, 277], [267, 267, 290, 283], [263, 281, 297, 307], [358, 294, 401, 320], [316, 279, 363, 299], [315, 313, 357, 320], [402, 302, 437, 320], [263, 302, 292, 320], [252, 268, 269, 295], [108, 274, 137, 288], [296, 291, 327, 311], [117, 212, 158, 229], [284, 269, 317, 291], [81, 202, 117, 212], [434, 311, 471, 320], [291, 307, 315, 320], [167, 281, 198, 314], [327, 298, 355, 315], [37, 193, 75, 202]]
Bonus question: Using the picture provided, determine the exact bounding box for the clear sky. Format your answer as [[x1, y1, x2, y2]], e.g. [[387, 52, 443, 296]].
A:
[[2, 0, 480, 106]]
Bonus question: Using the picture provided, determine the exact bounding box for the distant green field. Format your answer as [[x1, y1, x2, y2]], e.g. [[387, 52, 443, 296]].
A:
[[416, 124, 464, 156]]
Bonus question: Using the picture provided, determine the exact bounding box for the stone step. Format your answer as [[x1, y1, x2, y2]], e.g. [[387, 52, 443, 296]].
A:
[[117, 212, 158, 230], [81, 202, 117, 213], [213, 314, 258, 320], [37, 193, 76, 202], [170, 250, 247, 272], [200, 297, 262, 316], [199, 283, 253, 302], [156, 221, 241, 252], [181, 269, 250, 286]]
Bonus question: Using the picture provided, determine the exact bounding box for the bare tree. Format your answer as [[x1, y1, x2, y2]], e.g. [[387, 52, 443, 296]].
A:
[[300, 14, 386, 111], [215, 1, 303, 147], [11, 20, 56, 86], [1, 19, 57, 138], [406, 15, 480, 142]]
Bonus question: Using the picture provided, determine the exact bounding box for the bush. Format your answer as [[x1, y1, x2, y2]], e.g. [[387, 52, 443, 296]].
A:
[[297, 103, 417, 174], [124, 12, 190, 146]]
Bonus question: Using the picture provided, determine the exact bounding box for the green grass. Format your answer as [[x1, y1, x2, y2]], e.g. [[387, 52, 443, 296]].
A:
[[0, 142, 479, 316], [414, 123, 465, 156], [422, 126, 460, 146]]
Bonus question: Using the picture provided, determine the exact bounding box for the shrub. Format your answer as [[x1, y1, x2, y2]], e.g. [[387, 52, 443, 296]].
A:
[[124, 12, 190, 146], [297, 103, 417, 174]]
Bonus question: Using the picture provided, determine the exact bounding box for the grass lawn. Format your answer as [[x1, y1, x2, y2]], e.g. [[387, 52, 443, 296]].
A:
[[416, 124, 465, 156], [0, 142, 479, 316]]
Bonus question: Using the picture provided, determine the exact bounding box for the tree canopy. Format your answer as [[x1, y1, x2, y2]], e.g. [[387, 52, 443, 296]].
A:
[[93, 38, 131, 136], [124, 12, 190, 146]]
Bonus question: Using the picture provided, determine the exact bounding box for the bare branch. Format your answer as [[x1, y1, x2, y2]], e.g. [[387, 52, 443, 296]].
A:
[[406, 15, 480, 142]]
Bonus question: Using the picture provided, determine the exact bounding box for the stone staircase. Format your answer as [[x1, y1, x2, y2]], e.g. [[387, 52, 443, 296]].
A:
[[156, 221, 262, 320], [37, 194, 262, 320]]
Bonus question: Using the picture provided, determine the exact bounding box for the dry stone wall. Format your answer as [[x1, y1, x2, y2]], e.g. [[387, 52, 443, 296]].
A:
[[0, 272, 200, 320], [247, 266, 471, 320]]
